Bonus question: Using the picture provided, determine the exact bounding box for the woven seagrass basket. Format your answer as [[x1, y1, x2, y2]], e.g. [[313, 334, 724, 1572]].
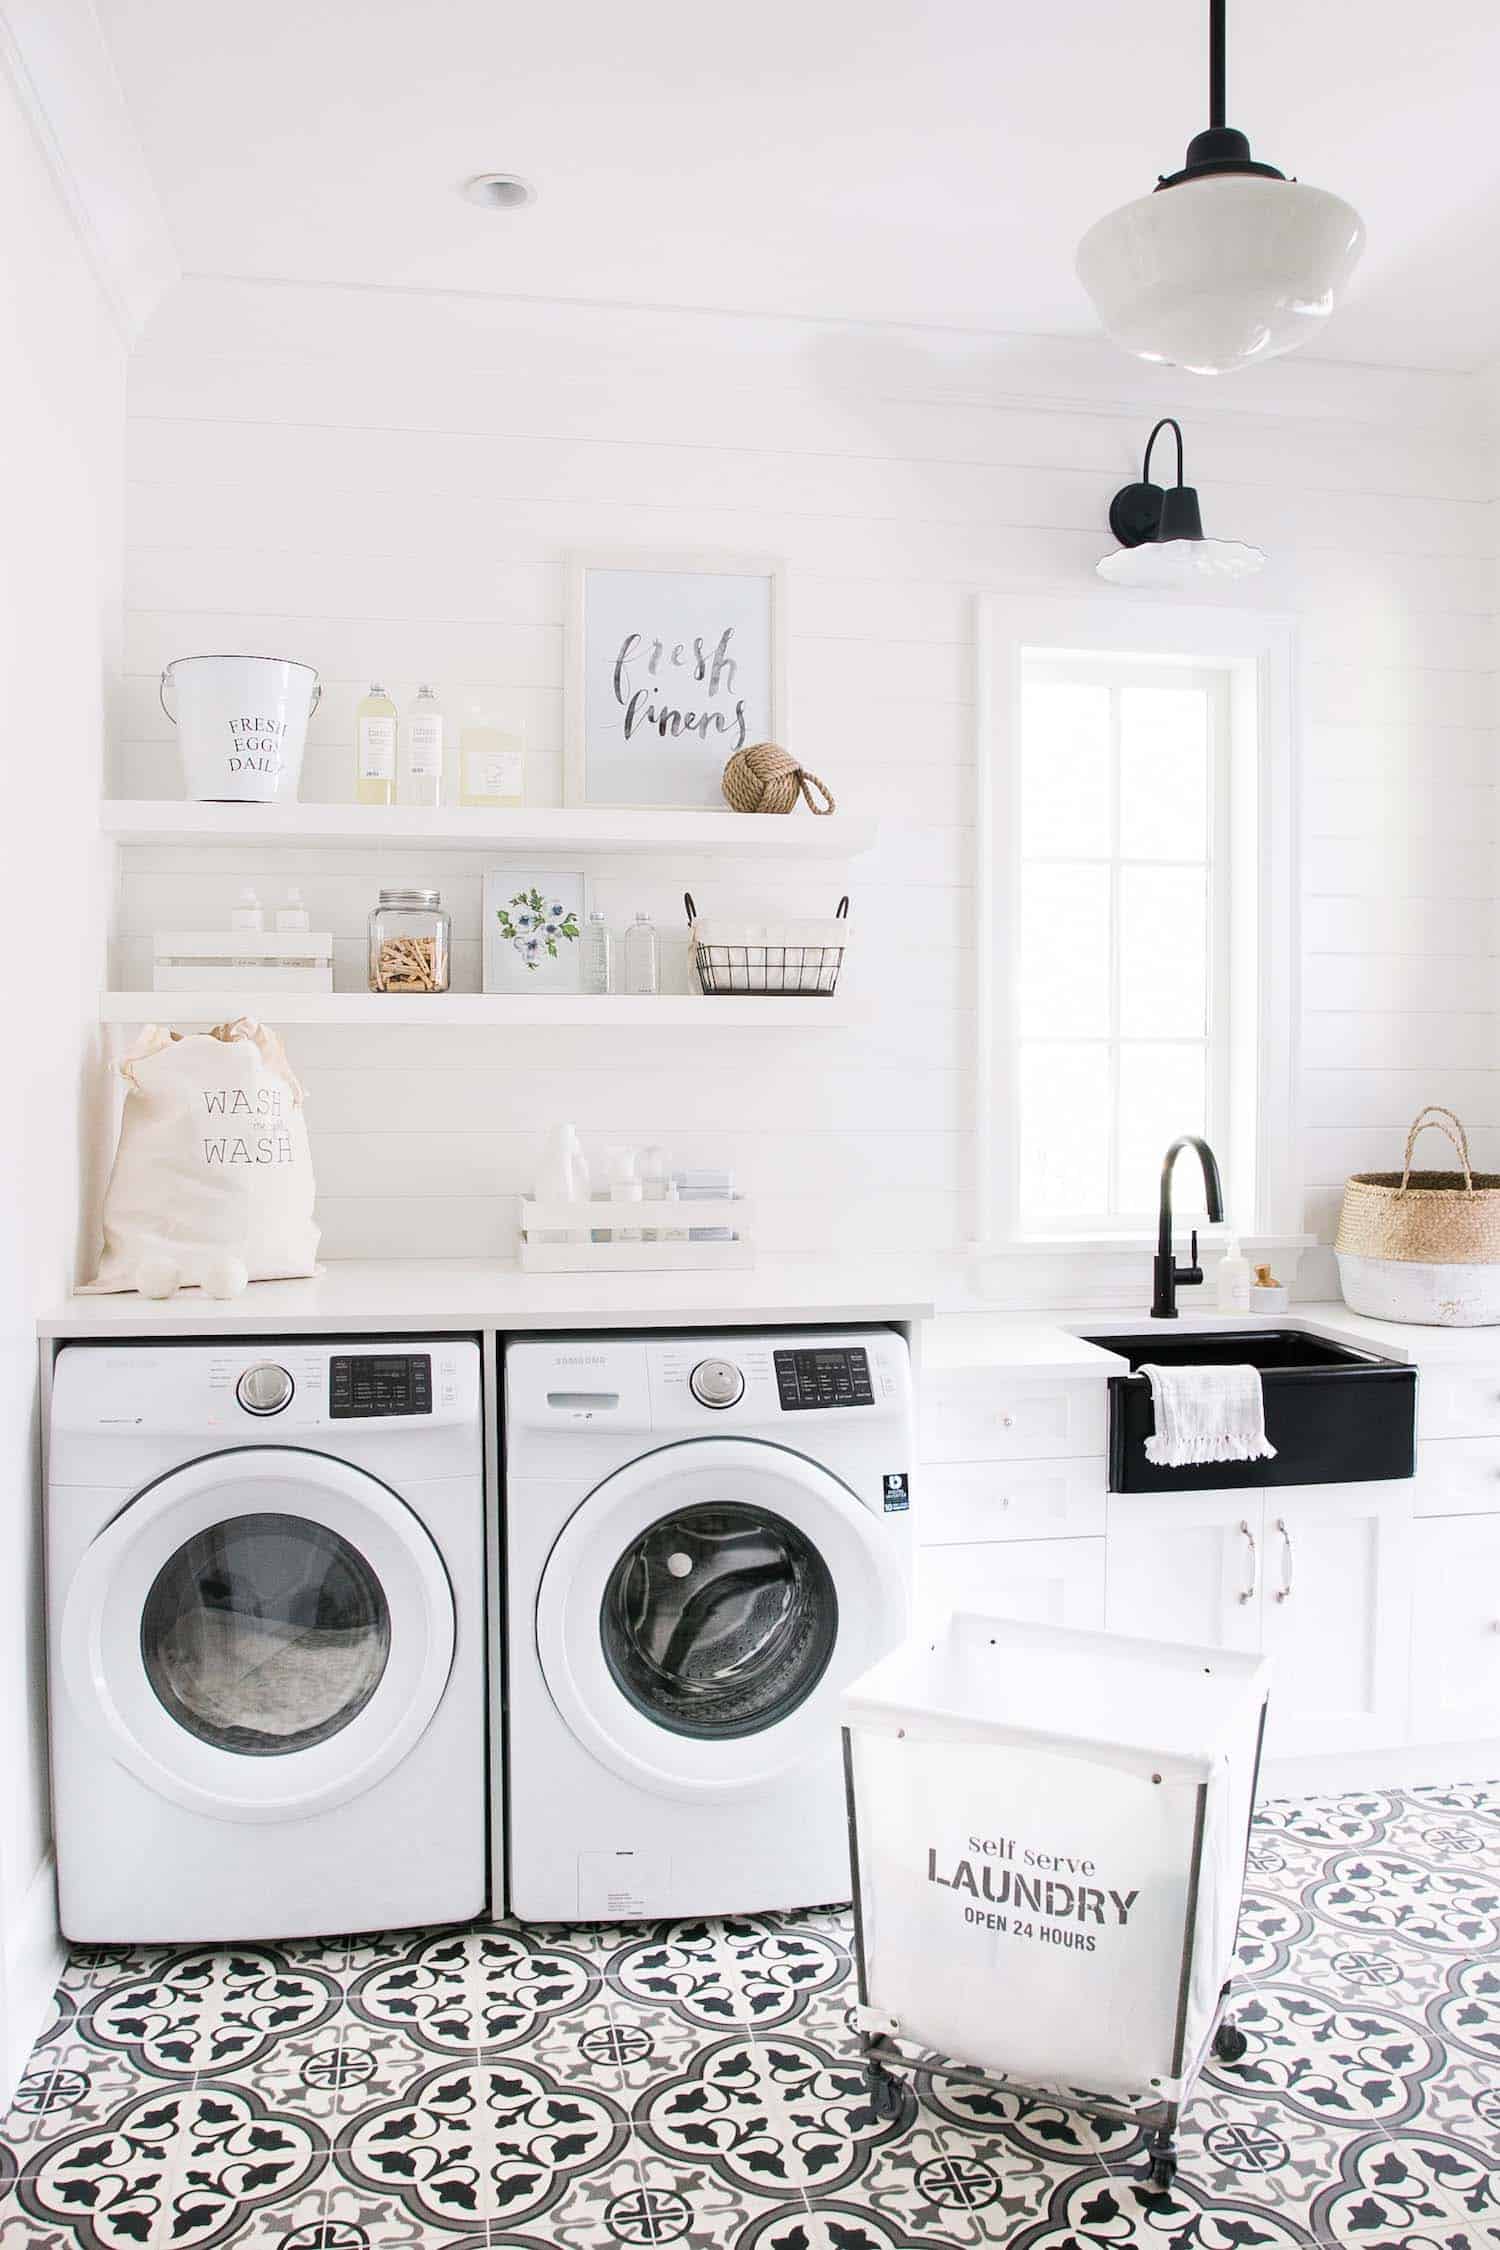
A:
[[1335, 1106, 1500, 1325]]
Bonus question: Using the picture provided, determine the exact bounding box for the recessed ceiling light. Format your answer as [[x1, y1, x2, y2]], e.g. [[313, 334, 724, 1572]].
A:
[[460, 173, 536, 211]]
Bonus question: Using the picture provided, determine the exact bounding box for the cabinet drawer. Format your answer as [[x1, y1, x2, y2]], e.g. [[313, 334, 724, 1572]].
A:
[[919, 1458, 1106, 1547], [921, 1375, 1106, 1464], [916, 1537, 1106, 1632], [1418, 1368, 1500, 1440], [1413, 1437, 1500, 1518]]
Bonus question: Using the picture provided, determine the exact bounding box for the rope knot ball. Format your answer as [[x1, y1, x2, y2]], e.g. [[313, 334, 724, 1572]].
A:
[[721, 742, 836, 816]]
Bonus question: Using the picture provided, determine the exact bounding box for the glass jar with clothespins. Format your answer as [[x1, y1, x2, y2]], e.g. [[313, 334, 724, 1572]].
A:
[[368, 887, 451, 993]]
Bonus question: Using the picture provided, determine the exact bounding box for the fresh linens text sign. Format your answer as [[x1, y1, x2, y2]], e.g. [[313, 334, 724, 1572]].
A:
[[566, 555, 783, 807]]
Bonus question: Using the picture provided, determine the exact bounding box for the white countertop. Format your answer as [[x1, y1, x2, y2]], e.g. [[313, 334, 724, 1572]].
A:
[[40, 1260, 1500, 1372], [39, 1258, 936, 1340], [919, 1320, 1132, 1379], [927, 1301, 1500, 1374]]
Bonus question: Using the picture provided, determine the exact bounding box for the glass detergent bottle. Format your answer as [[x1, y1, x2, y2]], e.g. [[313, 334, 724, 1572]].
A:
[[355, 683, 398, 807]]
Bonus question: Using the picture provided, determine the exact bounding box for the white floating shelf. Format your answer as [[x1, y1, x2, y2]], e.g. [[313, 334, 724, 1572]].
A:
[[100, 801, 877, 859], [99, 991, 851, 1028]]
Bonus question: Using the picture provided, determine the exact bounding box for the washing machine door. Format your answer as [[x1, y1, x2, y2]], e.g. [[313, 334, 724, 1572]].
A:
[[536, 1437, 905, 1801], [60, 1447, 456, 1822]]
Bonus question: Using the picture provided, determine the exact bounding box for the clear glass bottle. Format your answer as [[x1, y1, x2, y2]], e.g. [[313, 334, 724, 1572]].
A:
[[368, 886, 451, 992], [355, 683, 398, 807], [623, 912, 659, 996], [581, 911, 615, 995], [403, 685, 444, 808]]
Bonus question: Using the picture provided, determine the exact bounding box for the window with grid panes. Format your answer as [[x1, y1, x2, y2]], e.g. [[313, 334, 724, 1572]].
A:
[[1014, 652, 1231, 1232]]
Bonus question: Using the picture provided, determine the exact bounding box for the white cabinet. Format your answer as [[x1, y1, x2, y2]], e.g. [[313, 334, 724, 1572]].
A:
[[916, 1537, 1106, 1632], [1410, 1514, 1500, 1742], [922, 1374, 1106, 1464], [1259, 1485, 1412, 1756], [919, 1458, 1107, 1547], [1413, 1436, 1500, 1518], [1106, 1484, 1413, 1757], [1106, 1491, 1263, 1655]]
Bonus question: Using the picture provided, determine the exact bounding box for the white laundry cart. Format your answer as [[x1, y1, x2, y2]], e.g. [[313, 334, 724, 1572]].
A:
[[840, 1613, 1269, 2191]]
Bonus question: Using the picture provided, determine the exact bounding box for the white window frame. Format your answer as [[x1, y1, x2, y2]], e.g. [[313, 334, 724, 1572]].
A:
[[977, 596, 1300, 1259]]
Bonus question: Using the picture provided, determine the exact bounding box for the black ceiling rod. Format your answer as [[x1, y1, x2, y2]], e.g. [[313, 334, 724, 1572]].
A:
[[1156, 0, 1285, 189]]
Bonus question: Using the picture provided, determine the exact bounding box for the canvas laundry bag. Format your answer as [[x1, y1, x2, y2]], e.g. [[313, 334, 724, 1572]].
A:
[[86, 1019, 319, 1292]]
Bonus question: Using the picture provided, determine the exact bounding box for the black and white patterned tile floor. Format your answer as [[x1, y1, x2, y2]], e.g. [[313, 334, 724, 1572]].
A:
[[0, 1783, 1495, 2249]]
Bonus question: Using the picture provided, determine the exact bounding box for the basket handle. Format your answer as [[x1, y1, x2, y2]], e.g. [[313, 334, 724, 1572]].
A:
[[683, 891, 698, 927], [1399, 1105, 1474, 1193], [835, 895, 849, 918]]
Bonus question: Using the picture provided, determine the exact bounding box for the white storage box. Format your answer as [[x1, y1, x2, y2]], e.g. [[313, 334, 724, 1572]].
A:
[[517, 1194, 755, 1273], [842, 1614, 1268, 2186], [153, 930, 335, 993]]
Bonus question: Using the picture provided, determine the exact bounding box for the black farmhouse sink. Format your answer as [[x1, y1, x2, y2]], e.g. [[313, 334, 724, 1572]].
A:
[[1082, 1328, 1417, 1493]]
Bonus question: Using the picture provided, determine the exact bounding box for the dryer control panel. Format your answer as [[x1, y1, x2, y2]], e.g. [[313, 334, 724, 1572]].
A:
[[329, 1352, 433, 1418], [505, 1328, 910, 1440], [50, 1340, 481, 1487], [773, 1346, 874, 1411]]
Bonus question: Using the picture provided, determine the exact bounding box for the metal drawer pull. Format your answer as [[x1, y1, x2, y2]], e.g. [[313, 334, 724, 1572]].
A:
[[1275, 1518, 1295, 1602], [1238, 1520, 1258, 1604]]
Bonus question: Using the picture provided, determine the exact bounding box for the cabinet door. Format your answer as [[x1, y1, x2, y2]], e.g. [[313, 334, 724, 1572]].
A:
[[915, 1538, 1105, 1632], [1410, 1514, 1500, 1743], [1259, 1485, 1412, 1756], [1105, 1492, 1264, 1655]]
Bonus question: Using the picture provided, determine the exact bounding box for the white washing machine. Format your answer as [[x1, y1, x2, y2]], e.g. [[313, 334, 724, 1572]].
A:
[[504, 1328, 913, 1922], [48, 1338, 485, 1943]]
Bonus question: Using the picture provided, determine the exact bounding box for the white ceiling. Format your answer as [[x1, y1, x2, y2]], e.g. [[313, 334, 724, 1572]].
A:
[[94, 0, 1500, 369]]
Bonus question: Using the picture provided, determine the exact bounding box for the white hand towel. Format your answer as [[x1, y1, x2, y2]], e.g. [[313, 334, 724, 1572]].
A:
[[1140, 1363, 1278, 1469]]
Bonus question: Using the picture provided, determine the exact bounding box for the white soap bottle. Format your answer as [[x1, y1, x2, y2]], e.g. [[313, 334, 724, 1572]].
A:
[[275, 887, 310, 932], [1216, 1238, 1252, 1315], [535, 1123, 587, 1244]]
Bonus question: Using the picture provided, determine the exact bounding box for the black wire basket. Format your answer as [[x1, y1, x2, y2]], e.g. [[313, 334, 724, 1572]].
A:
[[685, 892, 849, 997]]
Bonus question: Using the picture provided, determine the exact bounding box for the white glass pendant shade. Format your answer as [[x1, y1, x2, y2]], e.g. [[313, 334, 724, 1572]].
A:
[[1096, 536, 1265, 588], [1078, 174, 1365, 378]]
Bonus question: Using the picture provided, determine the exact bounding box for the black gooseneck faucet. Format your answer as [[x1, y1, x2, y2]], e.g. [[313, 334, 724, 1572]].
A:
[[1152, 1135, 1226, 1318]]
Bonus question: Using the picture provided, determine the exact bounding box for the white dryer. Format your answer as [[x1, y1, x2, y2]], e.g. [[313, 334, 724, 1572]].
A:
[[504, 1328, 913, 1922], [48, 1338, 485, 1943]]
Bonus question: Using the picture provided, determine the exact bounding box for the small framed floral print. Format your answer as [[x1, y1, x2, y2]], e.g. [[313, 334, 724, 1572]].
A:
[[482, 869, 588, 994]]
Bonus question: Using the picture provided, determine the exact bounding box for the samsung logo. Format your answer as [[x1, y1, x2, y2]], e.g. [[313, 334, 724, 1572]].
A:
[[556, 1354, 607, 1366]]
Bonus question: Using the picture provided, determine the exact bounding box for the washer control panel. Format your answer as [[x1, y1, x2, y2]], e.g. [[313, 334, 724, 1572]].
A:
[[329, 1352, 433, 1419], [774, 1346, 874, 1411], [688, 1357, 746, 1409], [236, 1362, 294, 1417]]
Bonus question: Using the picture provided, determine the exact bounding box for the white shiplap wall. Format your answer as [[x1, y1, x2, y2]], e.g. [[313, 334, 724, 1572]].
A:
[[116, 279, 1497, 1287]]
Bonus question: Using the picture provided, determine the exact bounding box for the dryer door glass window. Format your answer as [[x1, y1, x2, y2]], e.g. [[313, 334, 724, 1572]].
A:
[[140, 1512, 391, 1756], [601, 1502, 837, 1739]]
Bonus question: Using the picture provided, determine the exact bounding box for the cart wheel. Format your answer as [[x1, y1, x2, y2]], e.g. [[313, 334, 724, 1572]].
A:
[[864, 2063, 902, 2121], [1213, 2021, 1249, 2064], [1147, 2151, 1178, 2193]]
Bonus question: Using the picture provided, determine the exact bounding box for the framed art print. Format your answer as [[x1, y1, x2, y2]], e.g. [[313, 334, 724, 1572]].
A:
[[564, 551, 786, 807], [483, 869, 588, 993]]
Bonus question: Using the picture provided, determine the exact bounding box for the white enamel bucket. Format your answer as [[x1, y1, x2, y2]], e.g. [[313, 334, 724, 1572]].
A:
[[162, 654, 321, 802]]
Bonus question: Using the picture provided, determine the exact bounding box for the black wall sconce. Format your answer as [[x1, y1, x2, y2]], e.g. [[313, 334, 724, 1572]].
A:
[[1097, 417, 1264, 589]]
